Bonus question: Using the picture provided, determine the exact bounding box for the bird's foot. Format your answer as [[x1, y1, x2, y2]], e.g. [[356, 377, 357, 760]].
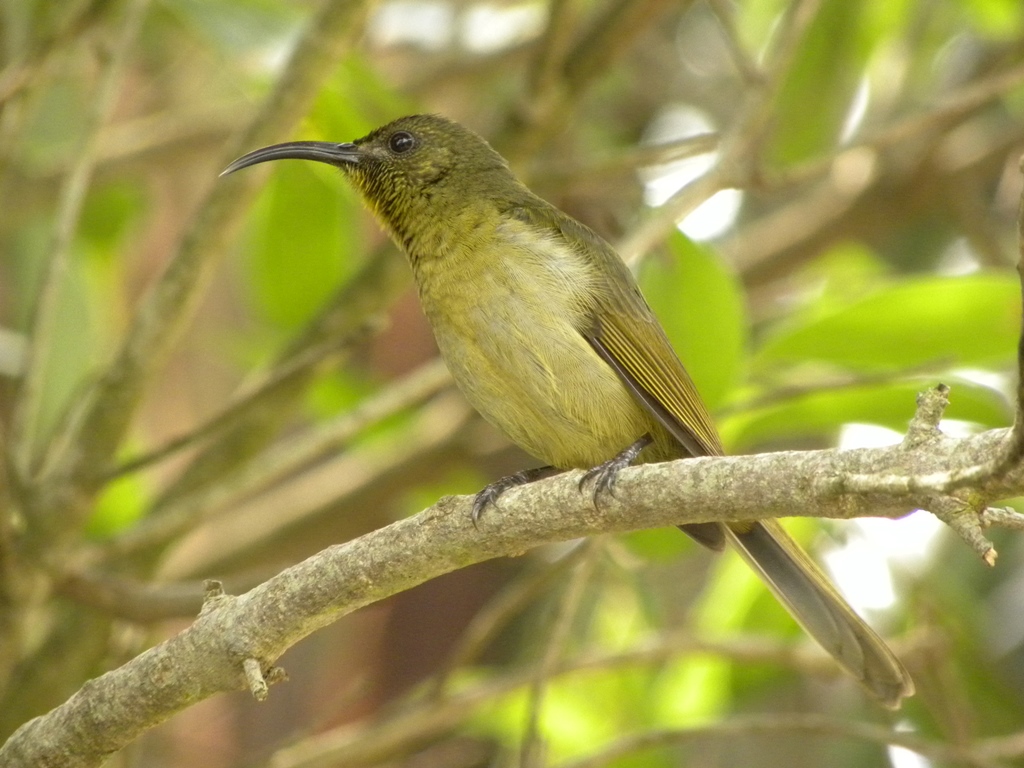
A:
[[579, 434, 653, 504], [472, 466, 556, 525]]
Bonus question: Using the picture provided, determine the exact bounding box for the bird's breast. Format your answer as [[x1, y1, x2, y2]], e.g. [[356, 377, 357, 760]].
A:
[[411, 223, 651, 468]]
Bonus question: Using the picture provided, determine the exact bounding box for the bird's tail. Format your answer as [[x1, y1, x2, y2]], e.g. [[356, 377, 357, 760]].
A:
[[725, 519, 914, 708]]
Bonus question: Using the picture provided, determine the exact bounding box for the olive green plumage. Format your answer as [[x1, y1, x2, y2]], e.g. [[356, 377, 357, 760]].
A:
[[223, 114, 913, 707]]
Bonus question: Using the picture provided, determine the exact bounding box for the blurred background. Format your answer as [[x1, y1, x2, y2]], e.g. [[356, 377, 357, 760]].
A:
[[3, 0, 1024, 766]]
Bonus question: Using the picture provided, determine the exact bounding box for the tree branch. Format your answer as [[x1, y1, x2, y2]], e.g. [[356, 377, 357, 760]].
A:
[[617, 0, 822, 264], [824, 157, 1024, 553], [10, 0, 150, 475], [3, 414, 1024, 766], [37, 0, 372, 536]]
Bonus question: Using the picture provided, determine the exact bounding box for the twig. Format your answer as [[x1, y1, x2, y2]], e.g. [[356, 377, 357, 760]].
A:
[[562, 0, 684, 100], [905, 383, 951, 444], [831, 160, 1024, 511], [4, 424, 1023, 766], [830, 384, 1024, 559], [943, 172, 1015, 269], [0, 416, 21, 691], [503, 0, 686, 165], [242, 656, 286, 702], [735, 122, 1022, 289], [9, 0, 151, 477], [44, 0, 373, 529], [242, 658, 268, 700], [707, 0, 764, 86], [976, 729, 1024, 762], [777, 59, 1024, 192], [725, 173, 866, 279], [58, 572, 208, 622], [1, 102, 247, 179], [107, 332, 372, 479], [523, 0, 580, 118], [618, 167, 729, 265], [210, 626, 936, 768], [617, 0, 822, 264], [724, 36, 1024, 288], [520, 540, 599, 768], [103, 358, 453, 559], [432, 546, 587, 696], [543, 132, 721, 183], [0, 1, 104, 107], [56, 568, 276, 623], [258, 629, 934, 768], [142, 245, 409, 524], [724, 0, 821, 154]]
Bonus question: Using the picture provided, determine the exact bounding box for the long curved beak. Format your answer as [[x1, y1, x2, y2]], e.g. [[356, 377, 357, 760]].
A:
[[220, 141, 361, 176]]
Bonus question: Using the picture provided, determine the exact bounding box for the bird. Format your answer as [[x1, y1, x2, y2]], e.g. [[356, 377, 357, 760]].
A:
[[222, 113, 913, 707]]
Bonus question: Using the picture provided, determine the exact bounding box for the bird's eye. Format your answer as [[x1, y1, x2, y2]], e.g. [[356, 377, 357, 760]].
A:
[[389, 131, 416, 154]]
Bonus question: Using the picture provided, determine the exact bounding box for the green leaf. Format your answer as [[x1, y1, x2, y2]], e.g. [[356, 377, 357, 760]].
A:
[[767, 0, 873, 167], [639, 232, 747, 410], [756, 273, 1020, 371], [88, 474, 148, 538], [307, 54, 418, 141], [720, 377, 1010, 451], [29, 240, 108, 444], [623, 528, 691, 562], [958, 0, 1023, 38], [80, 181, 146, 253], [245, 161, 362, 328]]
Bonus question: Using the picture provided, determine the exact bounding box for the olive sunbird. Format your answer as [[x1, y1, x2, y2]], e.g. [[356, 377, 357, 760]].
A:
[[223, 114, 913, 707]]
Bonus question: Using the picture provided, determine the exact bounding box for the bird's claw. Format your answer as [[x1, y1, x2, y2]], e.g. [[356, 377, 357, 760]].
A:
[[471, 466, 555, 525], [578, 456, 628, 504], [578, 434, 653, 507], [471, 481, 510, 525]]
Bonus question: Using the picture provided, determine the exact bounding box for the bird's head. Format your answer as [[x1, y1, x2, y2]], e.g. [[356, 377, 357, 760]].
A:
[[223, 114, 514, 247]]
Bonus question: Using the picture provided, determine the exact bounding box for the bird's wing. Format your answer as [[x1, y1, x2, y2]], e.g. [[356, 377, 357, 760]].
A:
[[516, 204, 724, 458], [586, 310, 723, 457]]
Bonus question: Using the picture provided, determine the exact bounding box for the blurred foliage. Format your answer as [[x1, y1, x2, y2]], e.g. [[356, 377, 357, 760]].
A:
[[3, 0, 1024, 766], [640, 232, 748, 411]]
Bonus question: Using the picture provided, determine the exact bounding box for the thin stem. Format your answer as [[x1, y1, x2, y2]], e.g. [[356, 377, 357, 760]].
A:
[[102, 360, 456, 559], [51, 0, 372, 526], [10, 0, 151, 477], [520, 541, 599, 767], [107, 335, 358, 479], [617, 0, 823, 266]]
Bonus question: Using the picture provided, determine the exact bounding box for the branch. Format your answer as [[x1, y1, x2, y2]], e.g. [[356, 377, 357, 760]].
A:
[[503, 0, 685, 165], [40, 0, 372, 531], [55, 569, 274, 623], [101, 360, 455, 561], [10, 0, 150, 475], [0, 1, 105, 107], [521, 540, 600, 766], [542, 132, 721, 184], [105, 333, 366, 479], [727, 61, 1024, 285], [3, 419, 1024, 766], [432, 544, 588, 695], [826, 157, 1024, 557], [134, 245, 409, 538], [617, 0, 822, 263]]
